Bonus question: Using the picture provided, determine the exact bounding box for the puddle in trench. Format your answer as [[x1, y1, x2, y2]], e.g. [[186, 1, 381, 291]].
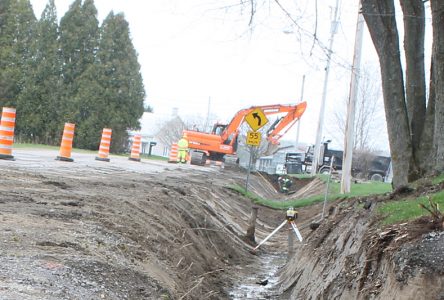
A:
[[229, 253, 286, 300]]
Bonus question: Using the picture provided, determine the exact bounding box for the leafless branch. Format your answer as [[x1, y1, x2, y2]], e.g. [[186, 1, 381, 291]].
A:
[[179, 277, 204, 300], [309, 0, 318, 56]]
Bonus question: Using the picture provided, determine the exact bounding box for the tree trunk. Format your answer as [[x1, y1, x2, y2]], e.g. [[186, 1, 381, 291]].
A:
[[431, 0, 444, 172], [400, 0, 426, 179], [245, 206, 258, 244], [362, 0, 412, 187], [418, 60, 436, 173]]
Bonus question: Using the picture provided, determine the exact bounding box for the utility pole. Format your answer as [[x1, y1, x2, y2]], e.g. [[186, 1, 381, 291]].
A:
[[296, 75, 306, 146], [311, 0, 341, 176], [341, 1, 364, 194], [204, 96, 211, 132]]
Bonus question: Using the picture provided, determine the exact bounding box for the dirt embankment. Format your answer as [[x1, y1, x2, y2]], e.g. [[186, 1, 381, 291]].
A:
[[2, 152, 444, 300], [277, 188, 444, 300], [0, 159, 288, 300]]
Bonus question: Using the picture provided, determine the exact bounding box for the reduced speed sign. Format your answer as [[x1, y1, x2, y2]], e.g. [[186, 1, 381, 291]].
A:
[[246, 131, 261, 146]]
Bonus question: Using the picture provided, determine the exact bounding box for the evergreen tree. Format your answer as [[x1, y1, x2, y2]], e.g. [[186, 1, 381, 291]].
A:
[[17, 0, 62, 144], [98, 12, 145, 152], [59, 0, 99, 123], [71, 65, 105, 149], [0, 0, 35, 108], [74, 11, 145, 151]]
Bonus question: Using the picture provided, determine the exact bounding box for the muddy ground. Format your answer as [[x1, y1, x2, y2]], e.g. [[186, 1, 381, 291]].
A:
[[0, 149, 306, 299], [1, 149, 443, 299]]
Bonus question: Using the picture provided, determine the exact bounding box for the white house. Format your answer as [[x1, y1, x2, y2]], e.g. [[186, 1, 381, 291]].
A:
[[129, 109, 185, 157]]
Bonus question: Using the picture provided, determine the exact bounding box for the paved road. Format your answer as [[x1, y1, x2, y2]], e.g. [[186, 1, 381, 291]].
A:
[[2, 149, 215, 178]]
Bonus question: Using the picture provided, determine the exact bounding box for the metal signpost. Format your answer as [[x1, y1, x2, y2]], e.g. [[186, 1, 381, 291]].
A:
[[244, 109, 268, 193]]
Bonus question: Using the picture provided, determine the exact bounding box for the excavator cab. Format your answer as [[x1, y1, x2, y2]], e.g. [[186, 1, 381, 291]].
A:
[[211, 123, 227, 136], [211, 123, 238, 149]]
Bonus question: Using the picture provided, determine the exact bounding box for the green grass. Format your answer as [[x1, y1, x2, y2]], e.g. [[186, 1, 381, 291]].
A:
[[14, 143, 59, 150], [378, 190, 444, 225], [140, 154, 168, 161], [15, 143, 96, 153], [288, 173, 316, 179], [14, 143, 168, 161], [432, 173, 444, 184], [229, 176, 392, 210]]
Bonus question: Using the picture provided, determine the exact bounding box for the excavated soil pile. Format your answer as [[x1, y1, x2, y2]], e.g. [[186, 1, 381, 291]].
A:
[[277, 182, 444, 300], [0, 157, 300, 300], [2, 151, 443, 300]]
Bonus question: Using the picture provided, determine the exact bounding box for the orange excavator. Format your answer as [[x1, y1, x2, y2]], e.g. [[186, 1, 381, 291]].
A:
[[184, 102, 307, 166]]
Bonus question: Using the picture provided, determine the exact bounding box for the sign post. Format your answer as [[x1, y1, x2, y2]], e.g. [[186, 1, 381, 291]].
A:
[[244, 109, 268, 193], [245, 145, 253, 192]]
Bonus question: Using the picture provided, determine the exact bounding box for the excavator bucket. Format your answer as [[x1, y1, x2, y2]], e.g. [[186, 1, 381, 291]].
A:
[[263, 142, 280, 156]]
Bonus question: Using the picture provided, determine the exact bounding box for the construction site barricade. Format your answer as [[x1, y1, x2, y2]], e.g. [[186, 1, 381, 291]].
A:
[[168, 143, 178, 163], [0, 107, 16, 160], [56, 123, 75, 162], [129, 134, 141, 162], [95, 128, 112, 162]]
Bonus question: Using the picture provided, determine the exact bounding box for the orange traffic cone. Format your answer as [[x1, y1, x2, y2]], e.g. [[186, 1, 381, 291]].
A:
[[168, 143, 178, 163], [0, 107, 16, 160], [56, 123, 75, 162], [95, 128, 112, 162], [129, 134, 141, 162]]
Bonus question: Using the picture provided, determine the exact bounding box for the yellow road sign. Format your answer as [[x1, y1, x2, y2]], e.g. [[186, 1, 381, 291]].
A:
[[246, 131, 261, 146], [245, 108, 269, 131]]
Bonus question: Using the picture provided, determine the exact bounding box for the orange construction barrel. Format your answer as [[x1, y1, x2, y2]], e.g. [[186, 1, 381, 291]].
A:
[[168, 143, 178, 163], [95, 128, 112, 162], [129, 134, 141, 162], [56, 123, 75, 162], [0, 107, 16, 160]]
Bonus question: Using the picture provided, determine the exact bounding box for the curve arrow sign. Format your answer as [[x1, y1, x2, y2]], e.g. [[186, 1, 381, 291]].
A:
[[252, 112, 261, 126], [246, 108, 268, 131]]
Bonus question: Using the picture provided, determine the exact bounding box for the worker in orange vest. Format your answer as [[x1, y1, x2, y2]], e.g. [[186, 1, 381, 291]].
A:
[[177, 133, 189, 163]]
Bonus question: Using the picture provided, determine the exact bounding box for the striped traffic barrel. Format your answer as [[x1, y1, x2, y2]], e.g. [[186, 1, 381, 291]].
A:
[[129, 134, 141, 162], [0, 107, 16, 160], [95, 128, 112, 162], [168, 143, 178, 163], [56, 123, 75, 162]]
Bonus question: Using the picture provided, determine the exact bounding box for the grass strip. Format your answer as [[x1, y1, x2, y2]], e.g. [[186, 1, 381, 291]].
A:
[[229, 177, 392, 210], [378, 190, 444, 225]]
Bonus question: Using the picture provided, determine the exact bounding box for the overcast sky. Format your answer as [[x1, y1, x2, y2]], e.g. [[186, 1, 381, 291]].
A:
[[30, 0, 393, 150]]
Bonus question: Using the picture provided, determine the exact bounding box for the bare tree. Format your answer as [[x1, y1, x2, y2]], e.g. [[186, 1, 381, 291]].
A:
[[360, 0, 444, 186], [155, 112, 221, 149], [155, 116, 186, 148], [237, 115, 291, 166], [231, 0, 443, 187], [181, 112, 219, 133], [328, 65, 385, 152]]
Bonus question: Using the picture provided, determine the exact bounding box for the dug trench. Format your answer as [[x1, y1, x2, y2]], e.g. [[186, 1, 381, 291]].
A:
[[0, 161, 443, 299]]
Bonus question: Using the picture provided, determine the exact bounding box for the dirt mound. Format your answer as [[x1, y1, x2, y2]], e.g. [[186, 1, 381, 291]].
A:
[[0, 161, 289, 299], [2, 151, 443, 299], [277, 194, 444, 300]]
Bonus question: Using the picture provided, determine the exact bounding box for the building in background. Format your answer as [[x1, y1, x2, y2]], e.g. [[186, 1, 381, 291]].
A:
[[128, 109, 185, 158]]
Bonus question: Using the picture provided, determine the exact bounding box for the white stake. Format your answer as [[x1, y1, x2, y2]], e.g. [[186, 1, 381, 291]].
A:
[[290, 221, 303, 242], [253, 220, 287, 250]]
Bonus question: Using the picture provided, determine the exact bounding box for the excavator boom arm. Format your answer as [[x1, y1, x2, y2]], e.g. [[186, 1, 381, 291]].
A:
[[183, 101, 307, 164], [266, 101, 307, 144], [221, 102, 307, 141]]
